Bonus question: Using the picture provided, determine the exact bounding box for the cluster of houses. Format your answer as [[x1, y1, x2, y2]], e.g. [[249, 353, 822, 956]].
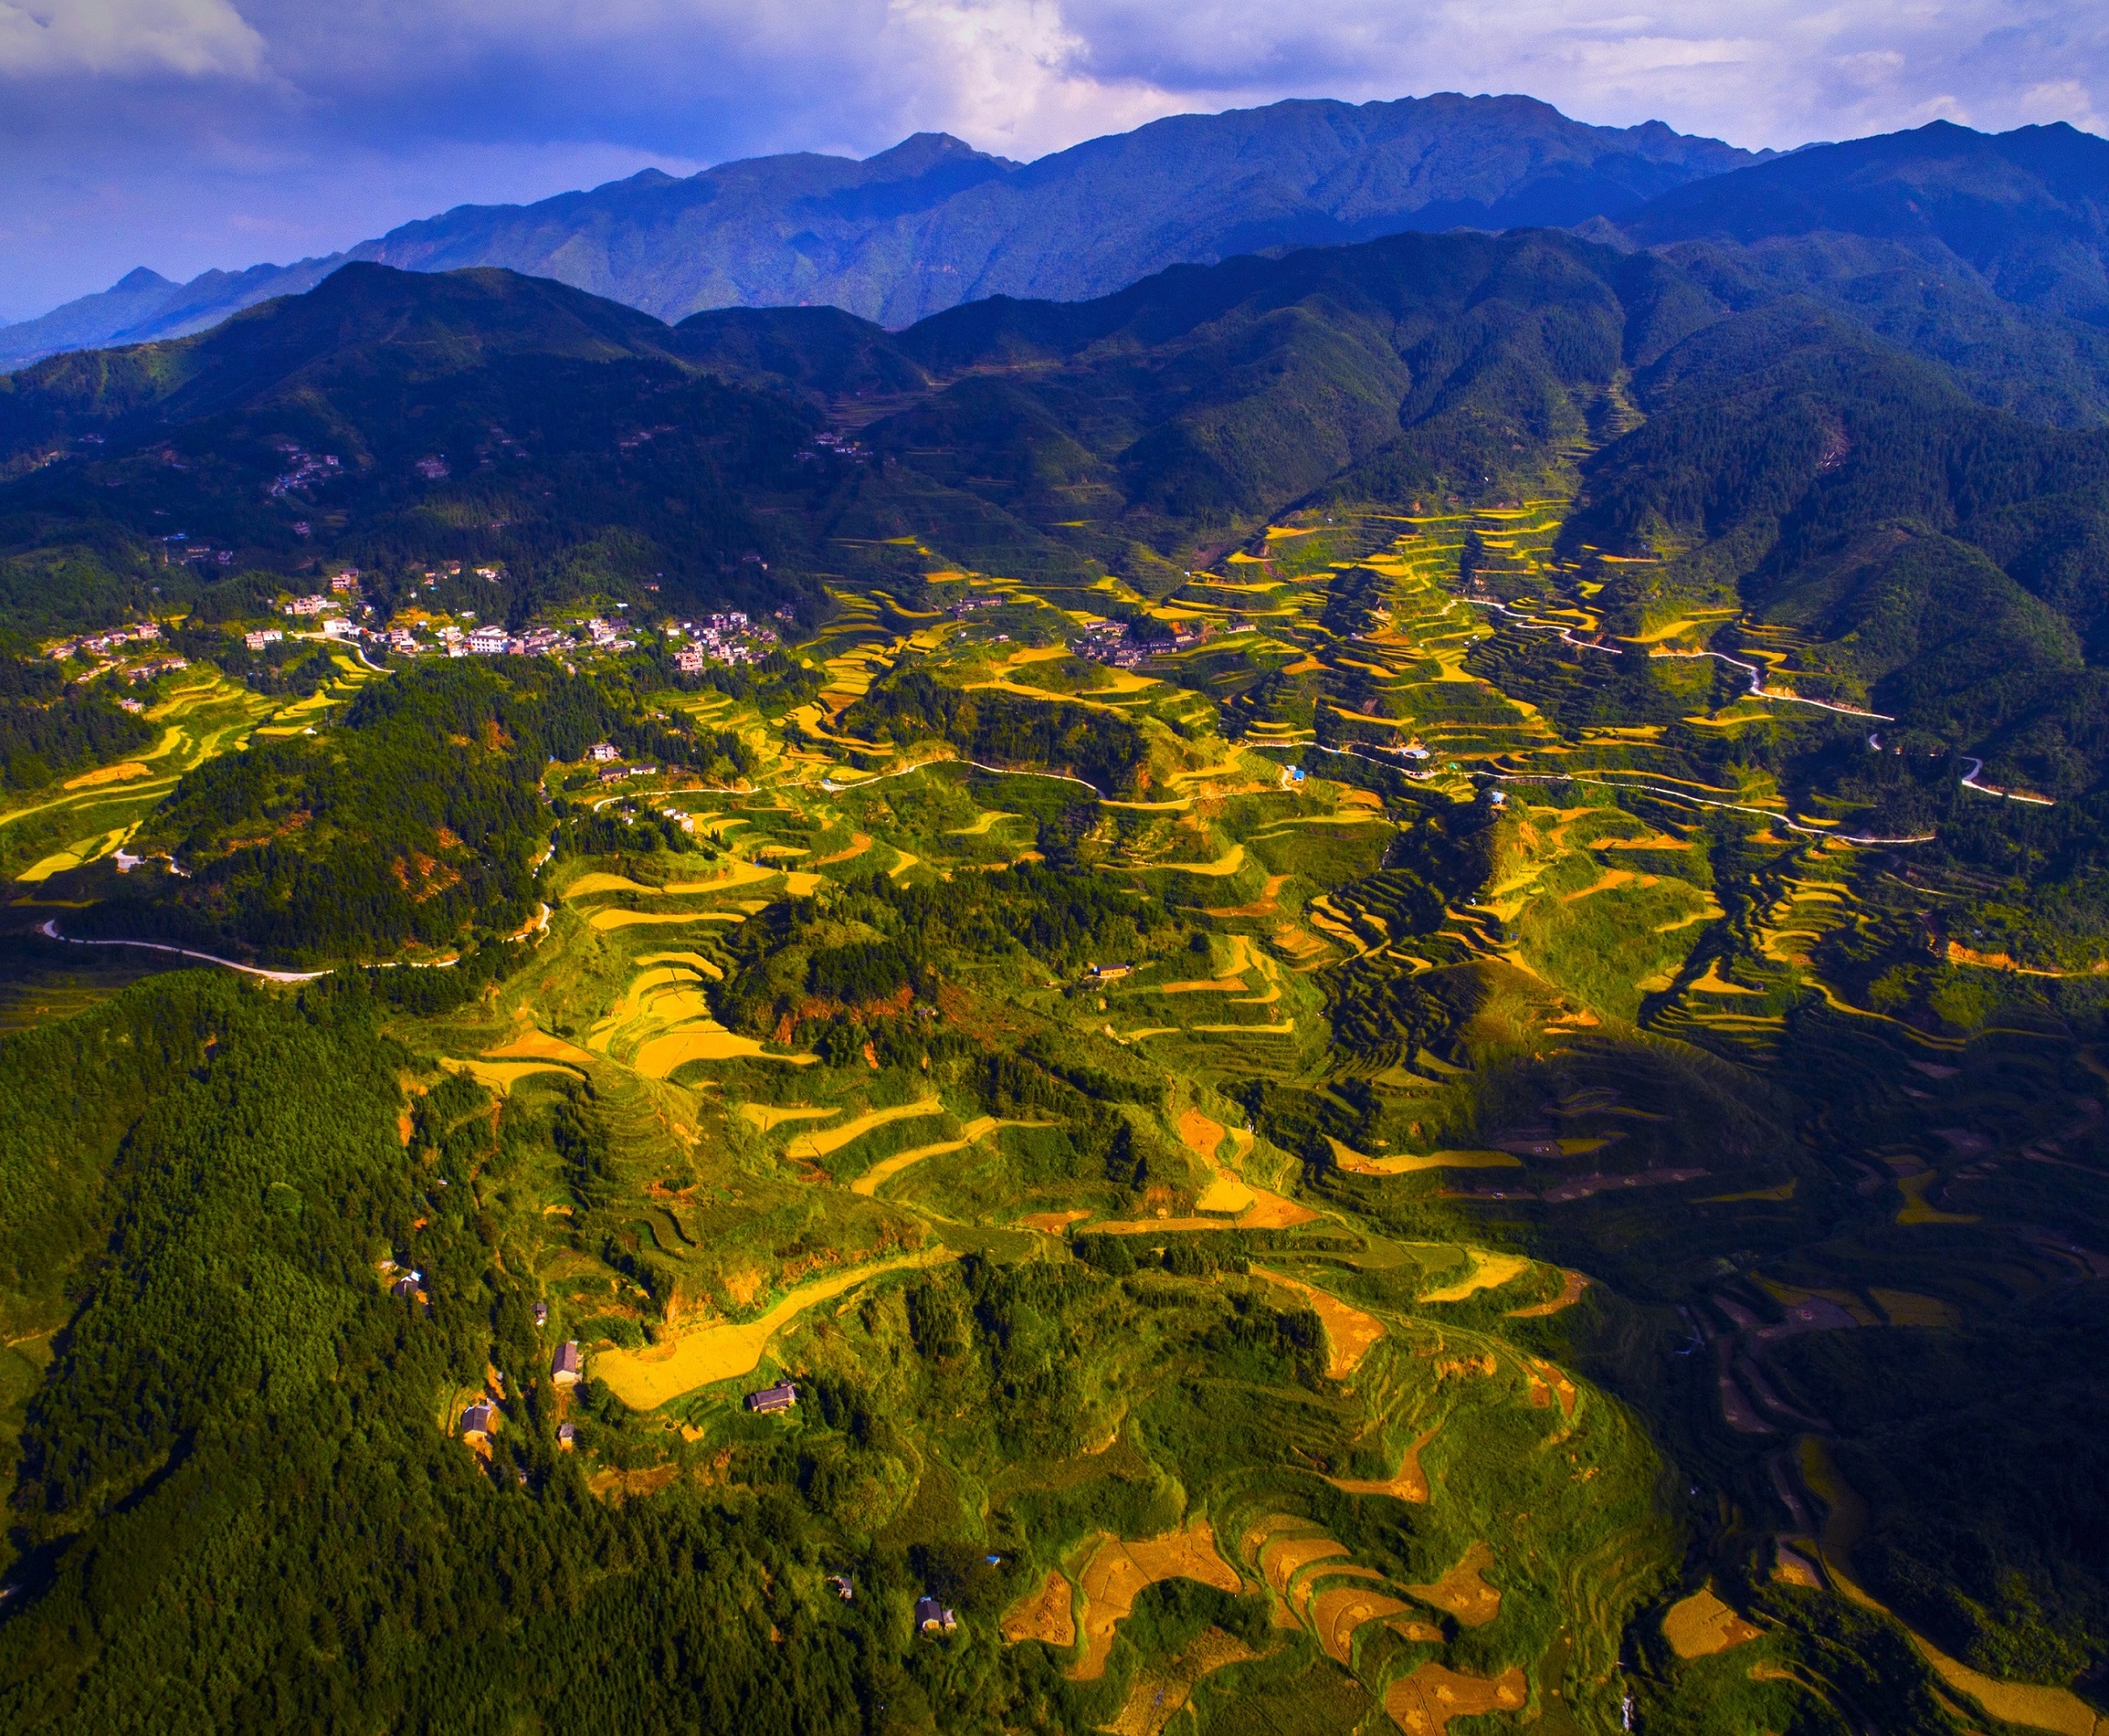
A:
[[668, 612, 778, 670], [455, 1335, 584, 1447], [801, 431, 870, 463], [1068, 617, 1212, 669], [268, 448, 340, 498], [50, 622, 160, 660], [121, 656, 187, 683], [161, 536, 234, 567], [50, 620, 192, 687]]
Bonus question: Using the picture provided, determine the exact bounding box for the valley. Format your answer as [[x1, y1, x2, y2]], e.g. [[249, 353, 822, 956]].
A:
[[0, 145, 2105, 1730]]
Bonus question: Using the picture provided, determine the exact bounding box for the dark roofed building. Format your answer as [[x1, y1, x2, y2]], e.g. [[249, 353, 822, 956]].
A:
[[744, 1380, 798, 1414], [557, 1422, 577, 1451], [551, 1341, 581, 1387], [460, 1402, 497, 1440], [914, 1597, 957, 1634]]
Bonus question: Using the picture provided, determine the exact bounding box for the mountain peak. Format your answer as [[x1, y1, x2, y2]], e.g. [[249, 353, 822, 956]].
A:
[[110, 267, 175, 294], [860, 131, 1014, 178]]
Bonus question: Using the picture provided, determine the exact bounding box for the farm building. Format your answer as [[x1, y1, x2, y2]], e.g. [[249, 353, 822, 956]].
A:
[[745, 1381, 798, 1414], [913, 1597, 957, 1634], [557, 1423, 577, 1451], [533, 1302, 548, 1328], [460, 1402, 497, 1440], [551, 1342, 581, 1387]]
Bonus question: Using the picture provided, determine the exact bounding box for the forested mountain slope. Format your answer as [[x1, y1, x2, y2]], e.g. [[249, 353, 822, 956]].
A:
[[1616, 121, 2109, 425]]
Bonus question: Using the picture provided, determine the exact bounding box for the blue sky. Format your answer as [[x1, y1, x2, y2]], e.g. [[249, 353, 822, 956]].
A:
[[2, 0, 2104, 322]]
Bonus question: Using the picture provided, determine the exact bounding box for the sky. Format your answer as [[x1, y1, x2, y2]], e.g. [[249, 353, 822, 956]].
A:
[[2, 0, 2105, 322]]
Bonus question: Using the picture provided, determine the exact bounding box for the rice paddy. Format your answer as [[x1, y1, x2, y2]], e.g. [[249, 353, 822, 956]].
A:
[[590, 1252, 949, 1409], [27, 525, 2085, 1733], [1069, 1520, 1243, 1680]]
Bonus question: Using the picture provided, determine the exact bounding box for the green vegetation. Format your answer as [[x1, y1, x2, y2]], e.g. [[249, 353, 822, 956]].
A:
[[1, 205, 2108, 1733]]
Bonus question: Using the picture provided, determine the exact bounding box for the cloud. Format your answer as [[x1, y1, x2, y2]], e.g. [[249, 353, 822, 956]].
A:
[[2, 0, 2106, 318], [0, 0, 266, 79]]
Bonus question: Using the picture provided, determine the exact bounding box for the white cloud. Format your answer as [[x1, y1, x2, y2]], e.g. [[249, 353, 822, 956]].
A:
[[0, 0, 266, 79]]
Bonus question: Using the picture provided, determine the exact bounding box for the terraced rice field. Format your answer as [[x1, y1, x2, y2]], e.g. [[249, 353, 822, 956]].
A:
[[1068, 1520, 1243, 1680], [591, 1253, 949, 1408]]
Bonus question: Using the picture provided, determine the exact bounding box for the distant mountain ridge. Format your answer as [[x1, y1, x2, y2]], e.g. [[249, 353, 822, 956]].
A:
[[0, 93, 1764, 369]]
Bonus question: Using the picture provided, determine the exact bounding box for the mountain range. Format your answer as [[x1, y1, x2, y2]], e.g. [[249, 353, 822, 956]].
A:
[[0, 93, 1766, 370], [3, 89, 2109, 1733]]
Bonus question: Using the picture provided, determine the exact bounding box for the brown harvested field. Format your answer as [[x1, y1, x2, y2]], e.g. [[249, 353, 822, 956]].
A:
[[739, 1103, 840, 1133], [1389, 1617, 1443, 1643], [1662, 1587, 1764, 1658], [585, 1463, 683, 1501], [591, 1252, 947, 1408], [1799, 1442, 2107, 1735], [634, 1023, 818, 1075], [1384, 1664, 1528, 1734], [1236, 1188, 1320, 1229], [784, 1096, 942, 1159], [1177, 1107, 1227, 1162], [1419, 1252, 1532, 1303], [482, 1029, 598, 1067], [1105, 1628, 1254, 1736], [62, 759, 153, 789], [1253, 1267, 1385, 1377], [1869, 1288, 1961, 1327], [1772, 1546, 1822, 1589], [1405, 1542, 1501, 1627], [999, 1569, 1076, 1649], [1021, 1210, 1091, 1234], [1242, 1513, 1313, 1555], [1309, 1585, 1416, 1663], [1262, 1532, 1349, 1596], [447, 1056, 585, 1093], [1178, 1106, 1260, 1213], [589, 908, 742, 932], [635, 948, 724, 979], [1328, 1426, 1438, 1503], [1529, 1357, 1579, 1418], [1195, 1171, 1257, 1213], [1507, 1269, 1590, 1317], [1331, 1141, 1522, 1177], [810, 832, 874, 865], [1072, 1520, 1242, 1680], [1895, 1170, 1979, 1225]]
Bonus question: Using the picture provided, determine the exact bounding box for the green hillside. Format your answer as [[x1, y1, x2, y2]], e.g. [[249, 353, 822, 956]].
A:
[[0, 232, 2103, 1735]]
